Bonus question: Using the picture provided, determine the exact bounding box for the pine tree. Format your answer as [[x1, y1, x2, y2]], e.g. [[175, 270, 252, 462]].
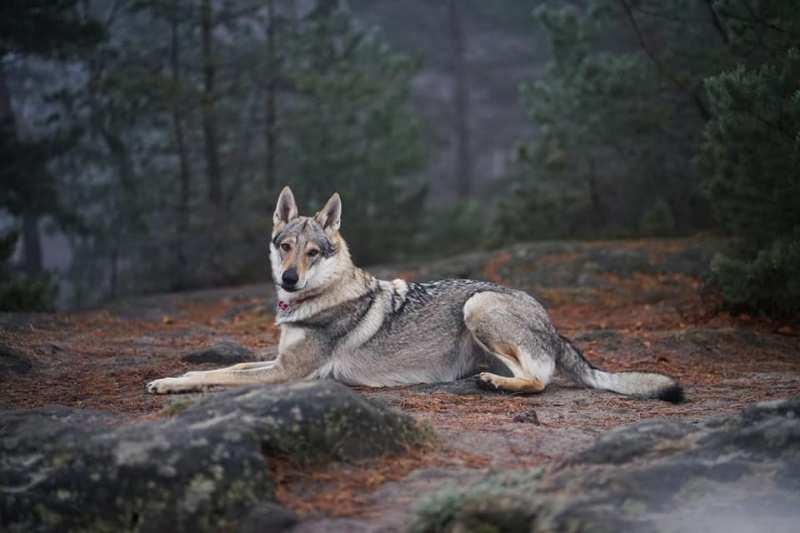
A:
[[699, 1, 800, 315], [0, 0, 104, 309], [50, 0, 426, 302], [494, 0, 730, 244], [0, 1, 104, 269], [281, 1, 427, 265], [0, 230, 56, 312]]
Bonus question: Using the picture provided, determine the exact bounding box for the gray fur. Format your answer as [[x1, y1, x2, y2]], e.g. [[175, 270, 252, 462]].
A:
[[147, 187, 684, 403]]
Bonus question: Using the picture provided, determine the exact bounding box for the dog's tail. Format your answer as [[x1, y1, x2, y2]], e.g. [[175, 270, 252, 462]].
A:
[[556, 335, 684, 403]]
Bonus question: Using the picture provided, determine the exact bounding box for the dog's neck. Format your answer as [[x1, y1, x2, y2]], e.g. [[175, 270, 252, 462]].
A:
[[277, 298, 302, 312], [274, 261, 376, 323]]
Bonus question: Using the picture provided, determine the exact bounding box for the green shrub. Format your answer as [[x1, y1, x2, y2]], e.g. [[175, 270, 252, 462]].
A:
[[0, 230, 56, 312], [639, 199, 677, 237], [411, 470, 543, 533], [697, 0, 800, 315], [709, 228, 800, 316], [699, 49, 800, 315]]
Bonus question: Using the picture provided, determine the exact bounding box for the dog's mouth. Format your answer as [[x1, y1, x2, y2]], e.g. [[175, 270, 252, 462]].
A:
[[279, 283, 304, 292]]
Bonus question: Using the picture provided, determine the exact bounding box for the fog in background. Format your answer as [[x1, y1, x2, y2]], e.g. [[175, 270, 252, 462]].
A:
[[2, 0, 798, 315]]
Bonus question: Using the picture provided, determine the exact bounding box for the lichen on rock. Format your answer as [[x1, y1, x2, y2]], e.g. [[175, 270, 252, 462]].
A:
[[0, 381, 423, 532], [412, 396, 800, 533]]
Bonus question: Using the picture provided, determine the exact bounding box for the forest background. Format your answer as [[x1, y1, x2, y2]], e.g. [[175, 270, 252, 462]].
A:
[[1, 0, 798, 316]]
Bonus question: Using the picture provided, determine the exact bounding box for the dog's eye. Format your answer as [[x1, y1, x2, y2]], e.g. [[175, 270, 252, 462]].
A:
[[307, 249, 320, 257], [280, 243, 291, 252]]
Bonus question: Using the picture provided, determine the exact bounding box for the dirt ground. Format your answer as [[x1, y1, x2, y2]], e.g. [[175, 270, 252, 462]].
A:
[[2, 239, 799, 532]]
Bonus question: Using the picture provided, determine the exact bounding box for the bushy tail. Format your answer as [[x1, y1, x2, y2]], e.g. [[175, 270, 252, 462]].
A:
[[556, 336, 684, 404]]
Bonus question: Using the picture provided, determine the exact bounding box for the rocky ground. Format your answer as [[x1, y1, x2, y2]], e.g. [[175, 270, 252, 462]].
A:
[[1, 238, 799, 532]]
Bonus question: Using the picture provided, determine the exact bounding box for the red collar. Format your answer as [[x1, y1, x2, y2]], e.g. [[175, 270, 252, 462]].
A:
[[278, 299, 303, 312]]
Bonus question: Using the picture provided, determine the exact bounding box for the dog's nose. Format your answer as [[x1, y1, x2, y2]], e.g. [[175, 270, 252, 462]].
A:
[[282, 268, 299, 287]]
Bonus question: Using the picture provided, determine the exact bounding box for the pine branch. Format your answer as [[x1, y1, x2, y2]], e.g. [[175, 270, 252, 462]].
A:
[[618, 0, 711, 122], [704, 0, 729, 45]]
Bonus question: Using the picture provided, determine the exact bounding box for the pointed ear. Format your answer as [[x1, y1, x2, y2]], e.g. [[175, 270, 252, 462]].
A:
[[314, 192, 341, 234], [273, 186, 298, 231]]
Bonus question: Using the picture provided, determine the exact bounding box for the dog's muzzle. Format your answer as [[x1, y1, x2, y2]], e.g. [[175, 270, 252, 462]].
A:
[[281, 268, 300, 291]]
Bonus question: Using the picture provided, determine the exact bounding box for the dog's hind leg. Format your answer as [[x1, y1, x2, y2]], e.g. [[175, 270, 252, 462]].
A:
[[463, 291, 556, 394]]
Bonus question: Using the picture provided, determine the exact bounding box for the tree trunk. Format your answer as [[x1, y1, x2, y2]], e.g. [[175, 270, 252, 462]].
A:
[[587, 157, 603, 236], [21, 212, 43, 274], [170, 0, 191, 233], [448, 0, 472, 199], [109, 237, 119, 299], [169, 0, 192, 287], [0, 60, 44, 275], [201, 0, 223, 209], [264, 0, 278, 197], [0, 60, 12, 124], [85, 51, 140, 293], [99, 128, 136, 196]]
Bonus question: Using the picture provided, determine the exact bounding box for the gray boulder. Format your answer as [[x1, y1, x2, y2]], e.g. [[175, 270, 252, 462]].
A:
[[181, 341, 257, 365], [176, 380, 422, 462], [569, 418, 700, 465], [1, 409, 271, 532], [413, 396, 800, 533], [1, 381, 421, 533], [0, 344, 33, 376]]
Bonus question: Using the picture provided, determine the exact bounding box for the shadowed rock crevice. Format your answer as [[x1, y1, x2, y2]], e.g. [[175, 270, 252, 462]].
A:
[[180, 341, 257, 365], [0, 344, 33, 376]]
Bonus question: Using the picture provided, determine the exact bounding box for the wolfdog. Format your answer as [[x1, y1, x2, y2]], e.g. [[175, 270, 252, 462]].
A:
[[147, 187, 683, 403]]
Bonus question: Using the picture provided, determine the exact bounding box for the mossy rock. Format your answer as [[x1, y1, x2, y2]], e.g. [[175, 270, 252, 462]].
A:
[[413, 396, 800, 533], [0, 381, 423, 532]]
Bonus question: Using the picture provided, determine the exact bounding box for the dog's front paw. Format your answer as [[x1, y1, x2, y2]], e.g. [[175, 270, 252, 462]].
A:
[[475, 372, 501, 391], [147, 377, 188, 394]]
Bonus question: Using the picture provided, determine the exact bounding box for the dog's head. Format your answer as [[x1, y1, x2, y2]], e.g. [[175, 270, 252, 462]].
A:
[[270, 186, 349, 296]]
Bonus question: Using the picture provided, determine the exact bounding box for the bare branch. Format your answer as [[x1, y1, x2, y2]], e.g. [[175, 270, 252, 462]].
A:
[[618, 0, 711, 122], [704, 0, 729, 44]]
